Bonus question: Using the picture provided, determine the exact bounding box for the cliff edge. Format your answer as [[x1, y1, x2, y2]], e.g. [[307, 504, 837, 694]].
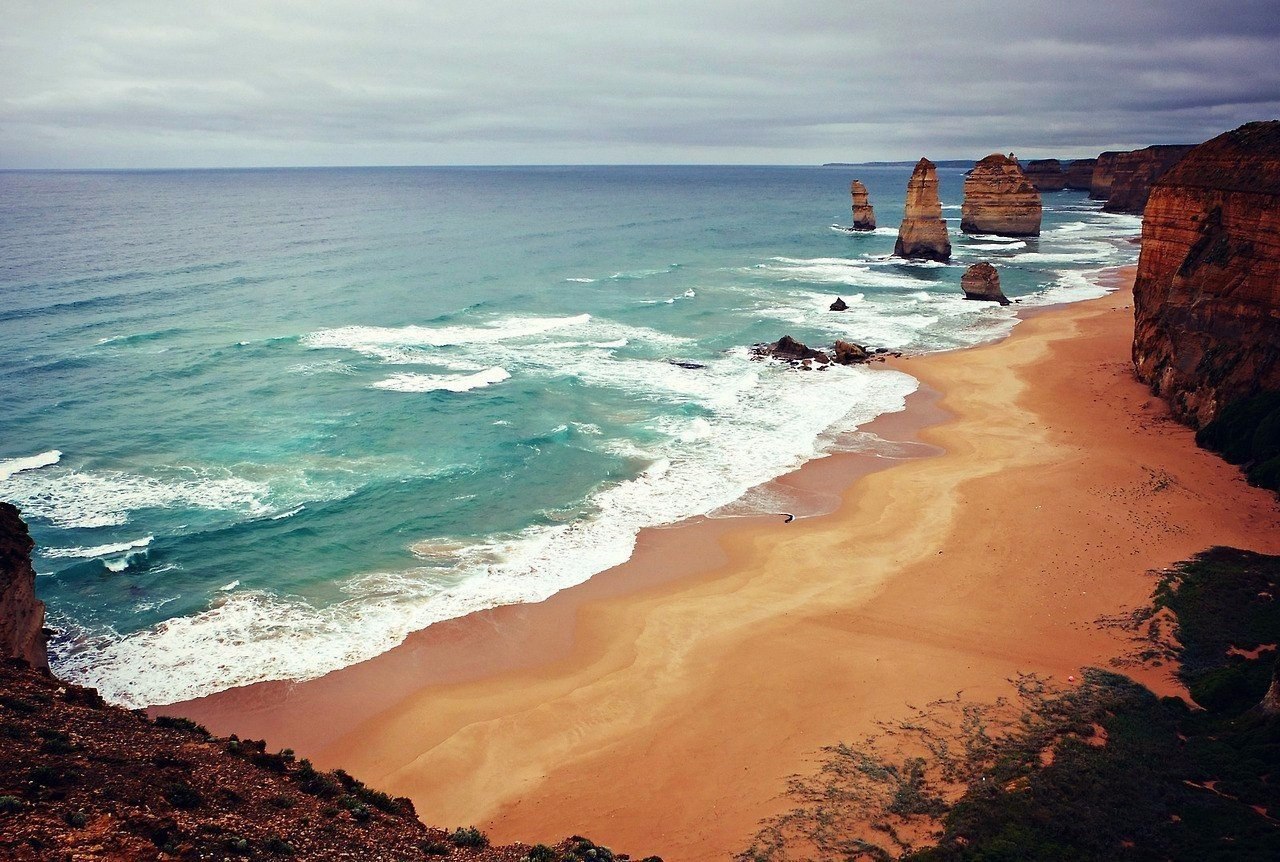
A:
[[0, 503, 47, 669]]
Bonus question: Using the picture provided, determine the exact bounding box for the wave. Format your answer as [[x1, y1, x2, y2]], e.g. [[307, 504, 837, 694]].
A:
[[372, 366, 511, 393], [42, 536, 154, 559], [303, 313, 592, 358], [0, 450, 62, 482]]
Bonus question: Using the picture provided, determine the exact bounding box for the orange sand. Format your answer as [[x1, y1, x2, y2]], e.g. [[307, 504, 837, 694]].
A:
[[169, 267, 1280, 860]]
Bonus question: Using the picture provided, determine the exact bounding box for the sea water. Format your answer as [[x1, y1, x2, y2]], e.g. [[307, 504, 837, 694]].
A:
[[0, 165, 1140, 707]]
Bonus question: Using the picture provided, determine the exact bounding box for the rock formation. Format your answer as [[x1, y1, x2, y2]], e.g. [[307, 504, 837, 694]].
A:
[[0, 502, 47, 668], [850, 180, 876, 231], [832, 340, 870, 364], [1090, 151, 1122, 199], [1103, 144, 1195, 214], [894, 158, 951, 261], [1064, 158, 1096, 190], [961, 154, 1042, 237], [1024, 159, 1066, 192], [1132, 121, 1280, 428], [960, 262, 1010, 305], [829, 297, 849, 311]]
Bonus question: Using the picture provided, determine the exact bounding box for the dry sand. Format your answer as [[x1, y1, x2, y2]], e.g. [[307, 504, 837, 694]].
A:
[[168, 267, 1280, 860]]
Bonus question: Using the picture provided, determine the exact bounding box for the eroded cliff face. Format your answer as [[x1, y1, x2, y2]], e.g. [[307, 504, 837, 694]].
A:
[[961, 153, 1042, 237], [1024, 159, 1066, 192], [960, 262, 1009, 305], [1104, 145, 1195, 214], [850, 179, 876, 231], [1090, 151, 1122, 199], [0, 502, 47, 668], [894, 158, 951, 261], [1065, 158, 1096, 190], [1132, 121, 1280, 427]]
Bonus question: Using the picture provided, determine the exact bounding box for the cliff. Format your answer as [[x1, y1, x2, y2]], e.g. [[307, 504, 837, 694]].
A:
[[0, 503, 47, 668], [1064, 158, 1096, 190], [1132, 121, 1280, 430], [961, 153, 1042, 237], [1103, 144, 1195, 214], [1090, 151, 1122, 199], [1023, 158, 1066, 192], [893, 158, 951, 261], [850, 180, 876, 231]]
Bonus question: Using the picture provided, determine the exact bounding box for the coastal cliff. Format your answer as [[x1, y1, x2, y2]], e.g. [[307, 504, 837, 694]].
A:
[[1090, 151, 1122, 199], [893, 158, 951, 261], [0, 502, 47, 668], [1132, 121, 1280, 431], [1064, 158, 1096, 190], [1023, 158, 1066, 191], [1103, 144, 1194, 214], [850, 180, 876, 231], [961, 153, 1042, 236]]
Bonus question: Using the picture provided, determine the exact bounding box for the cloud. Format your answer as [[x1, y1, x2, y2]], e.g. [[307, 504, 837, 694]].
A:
[[2, 0, 1278, 166]]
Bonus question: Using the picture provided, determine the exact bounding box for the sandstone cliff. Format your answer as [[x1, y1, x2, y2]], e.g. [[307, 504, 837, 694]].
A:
[[1024, 159, 1066, 192], [893, 158, 951, 261], [850, 179, 876, 231], [961, 154, 1042, 237], [1104, 144, 1195, 214], [960, 262, 1009, 305], [1064, 158, 1096, 190], [1090, 151, 1122, 199], [0, 502, 47, 668], [1132, 121, 1280, 428]]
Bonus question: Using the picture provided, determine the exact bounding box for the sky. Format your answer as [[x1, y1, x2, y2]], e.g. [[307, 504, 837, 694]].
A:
[[3, 0, 1279, 168]]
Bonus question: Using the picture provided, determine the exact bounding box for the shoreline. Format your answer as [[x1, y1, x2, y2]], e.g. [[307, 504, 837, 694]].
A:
[[162, 264, 1280, 860]]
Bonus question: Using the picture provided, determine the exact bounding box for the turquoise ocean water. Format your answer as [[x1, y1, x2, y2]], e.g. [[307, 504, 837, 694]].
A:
[[0, 165, 1140, 707]]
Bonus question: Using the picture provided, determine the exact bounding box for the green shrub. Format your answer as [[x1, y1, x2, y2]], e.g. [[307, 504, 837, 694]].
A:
[[0, 796, 24, 814], [420, 841, 451, 856], [450, 826, 490, 849], [64, 809, 88, 828], [525, 844, 558, 862], [153, 715, 211, 737], [263, 835, 295, 855], [162, 780, 203, 810]]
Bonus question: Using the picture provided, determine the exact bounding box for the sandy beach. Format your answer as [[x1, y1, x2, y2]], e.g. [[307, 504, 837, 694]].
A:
[[167, 266, 1280, 861]]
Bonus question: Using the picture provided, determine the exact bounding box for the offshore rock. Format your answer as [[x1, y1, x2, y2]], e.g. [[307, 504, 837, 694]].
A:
[[829, 297, 849, 311], [850, 179, 876, 231], [960, 262, 1010, 305], [894, 158, 951, 261], [961, 153, 1042, 237], [1132, 121, 1280, 427], [1064, 158, 1097, 190], [751, 335, 831, 365], [1024, 158, 1066, 192], [1090, 151, 1122, 199], [1103, 144, 1195, 214], [0, 502, 47, 668]]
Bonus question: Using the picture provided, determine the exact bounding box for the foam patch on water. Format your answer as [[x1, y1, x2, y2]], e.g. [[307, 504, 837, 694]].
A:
[[0, 450, 61, 482], [42, 536, 154, 559], [372, 366, 511, 393], [303, 313, 591, 357]]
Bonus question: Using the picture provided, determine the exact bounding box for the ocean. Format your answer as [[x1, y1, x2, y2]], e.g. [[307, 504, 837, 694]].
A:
[[0, 165, 1140, 707]]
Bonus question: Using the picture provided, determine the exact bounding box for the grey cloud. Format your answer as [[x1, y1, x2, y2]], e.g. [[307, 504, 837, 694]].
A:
[[2, 0, 1279, 167]]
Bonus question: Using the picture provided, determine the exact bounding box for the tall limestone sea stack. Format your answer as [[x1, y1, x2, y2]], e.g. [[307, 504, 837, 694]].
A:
[[1132, 121, 1280, 428], [850, 179, 876, 231], [893, 158, 951, 261], [0, 502, 47, 668], [961, 153, 1042, 236]]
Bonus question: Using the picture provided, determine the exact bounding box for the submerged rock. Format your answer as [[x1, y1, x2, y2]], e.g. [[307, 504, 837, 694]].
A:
[[961, 154, 1042, 237], [894, 158, 951, 262], [850, 179, 876, 231], [829, 297, 849, 311], [960, 262, 1010, 305], [668, 359, 707, 370]]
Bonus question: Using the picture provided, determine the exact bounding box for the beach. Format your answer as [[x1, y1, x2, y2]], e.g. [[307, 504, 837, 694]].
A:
[[166, 265, 1280, 860]]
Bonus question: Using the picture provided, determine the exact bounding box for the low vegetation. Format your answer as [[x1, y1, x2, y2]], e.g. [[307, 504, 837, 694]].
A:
[[1197, 392, 1280, 494]]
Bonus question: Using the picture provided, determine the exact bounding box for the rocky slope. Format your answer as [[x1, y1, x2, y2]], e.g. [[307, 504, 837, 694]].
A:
[[1064, 158, 1096, 190], [893, 158, 951, 261], [849, 180, 876, 231], [1132, 121, 1280, 428], [0, 508, 655, 861], [0, 503, 46, 669], [1023, 158, 1065, 192], [960, 154, 1042, 236], [1103, 144, 1194, 214]]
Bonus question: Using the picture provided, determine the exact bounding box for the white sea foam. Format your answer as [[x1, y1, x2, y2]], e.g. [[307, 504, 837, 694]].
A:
[[303, 313, 591, 356], [0, 450, 61, 482], [372, 366, 511, 393], [42, 536, 154, 559], [565, 277, 596, 283]]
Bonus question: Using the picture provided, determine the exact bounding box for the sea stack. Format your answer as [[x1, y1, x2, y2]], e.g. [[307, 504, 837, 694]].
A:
[[1090, 151, 1122, 199], [0, 502, 48, 668], [1023, 159, 1066, 192], [1103, 144, 1195, 214], [1064, 158, 1096, 190], [961, 154, 1042, 236], [1132, 121, 1280, 427], [960, 262, 1009, 305], [893, 158, 951, 261], [850, 180, 876, 231]]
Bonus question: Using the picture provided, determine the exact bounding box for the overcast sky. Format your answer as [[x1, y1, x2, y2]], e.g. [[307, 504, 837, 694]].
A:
[[3, 0, 1279, 168]]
